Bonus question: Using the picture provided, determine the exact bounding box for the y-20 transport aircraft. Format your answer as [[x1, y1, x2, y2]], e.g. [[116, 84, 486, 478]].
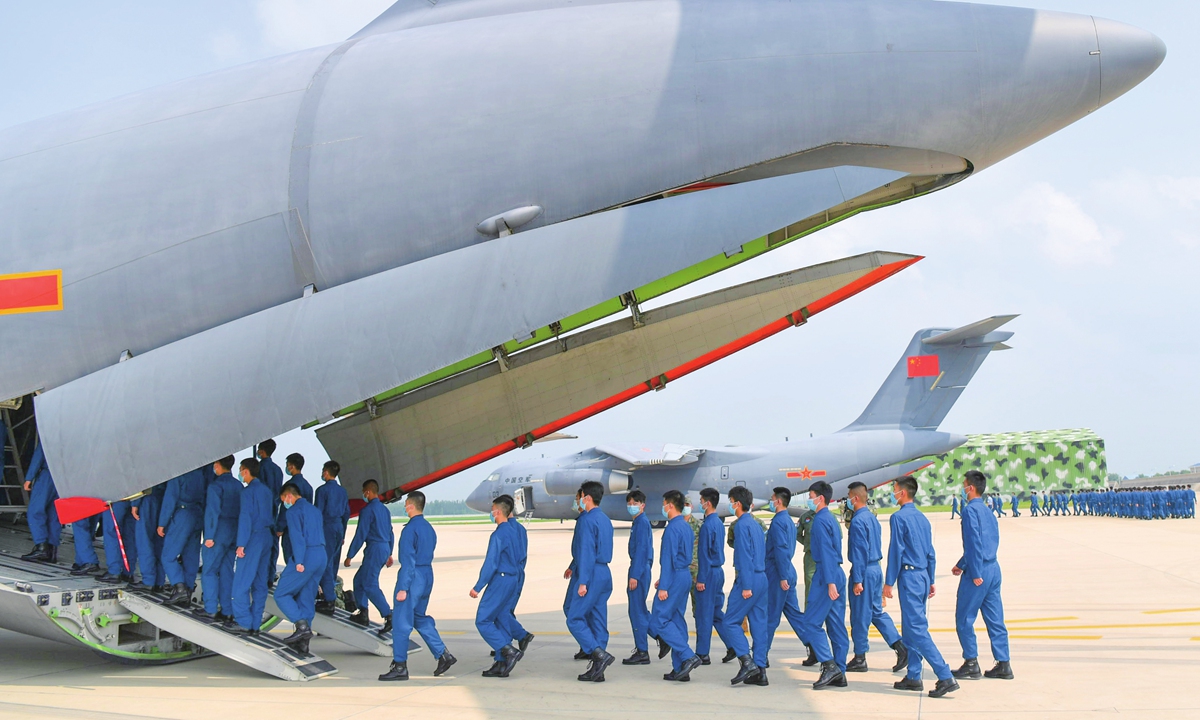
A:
[[467, 316, 1016, 520]]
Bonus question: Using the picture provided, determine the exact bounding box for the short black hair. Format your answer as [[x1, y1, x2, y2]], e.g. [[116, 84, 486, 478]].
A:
[[239, 457, 260, 478], [728, 485, 753, 512], [323, 460, 340, 478], [662, 489, 685, 512], [493, 494, 515, 516], [772, 486, 792, 507], [216, 455, 236, 472], [580, 481, 604, 506], [847, 481, 867, 500], [362, 479, 379, 494], [894, 475, 918, 499], [809, 480, 833, 504], [964, 470, 987, 496], [258, 438, 276, 456], [406, 490, 426, 511], [286, 453, 305, 472], [699, 487, 720, 508], [281, 482, 302, 498], [626, 489, 646, 504]]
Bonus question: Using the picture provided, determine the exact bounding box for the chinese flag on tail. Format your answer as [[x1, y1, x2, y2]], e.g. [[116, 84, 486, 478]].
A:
[[907, 355, 939, 378]]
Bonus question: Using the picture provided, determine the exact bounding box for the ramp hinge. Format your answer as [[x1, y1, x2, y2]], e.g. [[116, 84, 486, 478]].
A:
[[366, 397, 379, 419], [492, 345, 511, 372], [620, 292, 645, 328]]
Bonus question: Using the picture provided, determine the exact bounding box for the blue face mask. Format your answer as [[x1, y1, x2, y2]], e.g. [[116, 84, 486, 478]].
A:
[[283, 500, 294, 509], [491, 513, 498, 524], [627, 505, 641, 517], [572, 498, 582, 513], [728, 501, 739, 514], [661, 506, 670, 519], [805, 498, 818, 512]]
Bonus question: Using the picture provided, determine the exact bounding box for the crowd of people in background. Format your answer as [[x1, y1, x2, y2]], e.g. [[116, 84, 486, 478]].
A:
[[950, 486, 1196, 521]]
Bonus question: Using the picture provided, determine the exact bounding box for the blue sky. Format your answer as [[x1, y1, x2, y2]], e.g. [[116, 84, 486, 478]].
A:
[[2, 1, 1195, 499]]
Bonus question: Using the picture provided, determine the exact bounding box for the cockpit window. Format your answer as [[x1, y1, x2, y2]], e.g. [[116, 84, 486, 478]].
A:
[[487, 472, 500, 483]]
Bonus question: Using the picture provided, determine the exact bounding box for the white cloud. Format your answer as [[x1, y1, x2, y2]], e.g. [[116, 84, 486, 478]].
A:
[[1011, 181, 1118, 265], [255, 0, 397, 53], [1154, 176, 1200, 210]]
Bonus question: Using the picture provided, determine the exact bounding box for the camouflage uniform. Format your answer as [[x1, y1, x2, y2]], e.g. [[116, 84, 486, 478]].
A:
[[793, 508, 816, 609], [686, 513, 703, 614]]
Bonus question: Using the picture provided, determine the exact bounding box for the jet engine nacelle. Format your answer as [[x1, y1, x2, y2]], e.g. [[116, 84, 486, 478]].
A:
[[544, 468, 630, 497]]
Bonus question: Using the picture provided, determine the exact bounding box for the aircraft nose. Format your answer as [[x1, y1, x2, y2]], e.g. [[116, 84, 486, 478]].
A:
[[1094, 17, 1166, 108], [466, 482, 490, 513]]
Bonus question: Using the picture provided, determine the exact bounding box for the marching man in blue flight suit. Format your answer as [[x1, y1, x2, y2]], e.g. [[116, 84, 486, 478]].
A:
[[622, 489, 654, 666], [568, 481, 616, 682], [159, 467, 207, 606], [694, 487, 728, 666], [129, 481, 167, 591], [345, 479, 394, 631], [795, 480, 850, 690], [650, 490, 702, 682], [1010, 494, 1020, 517], [845, 481, 907, 674], [228, 457, 274, 635], [470, 494, 526, 678], [99, 498, 138, 584], [949, 495, 960, 520], [498, 498, 534, 656], [564, 489, 592, 661], [1029, 491, 1040, 517], [379, 490, 457, 681], [255, 439, 285, 587], [763, 487, 807, 669], [21, 442, 61, 564], [717, 485, 769, 687], [274, 453, 313, 566], [199, 456, 240, 620], [274, 482, 325, 653], [951, 470, 1014, 681], [314, 460, 350, 615], [885, 475, 959, 698]]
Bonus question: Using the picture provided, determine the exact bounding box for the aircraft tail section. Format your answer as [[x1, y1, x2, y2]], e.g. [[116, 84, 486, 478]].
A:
[[843, 315, 1016, 431]]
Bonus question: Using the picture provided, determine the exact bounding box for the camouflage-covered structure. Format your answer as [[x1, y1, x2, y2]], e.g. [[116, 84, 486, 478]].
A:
[[872, 428, 1107, 507]]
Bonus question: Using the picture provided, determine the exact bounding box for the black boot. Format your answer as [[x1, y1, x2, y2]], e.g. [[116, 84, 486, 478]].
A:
[[698, 654, 711, 666], [283, 619, 312, 648], [573, 648, 590, 660], [746, 668, 769, 686], [45, 545, 58, 564], [663, 654, 702, 682], [164, 583, 191, 607], [150, 585, 164, 594], [378, 661, 409, 681], [929, 677, 960, 698], [126, 579, 150, 591], [655, 635, 670, 659], [845, 654, 868, 673], [813, 660, 847, 689], [292, 637, 310, 654], [349, 608, 369, 627], [730, 655, 760, 685], [894, 676, 924, 692], [342, 589, 359, 614], [801, 643, 819, 667], [20, 544, 48, 562], [721, 647, 738, 664], [97, 572, 123, 584], [578, 648, 614, 682], [496, 645, 523, 677], [70, 563, 100, 576], [891, 640, 909, 673], [481, 659, 506, 678], [380, 614, 392, 634], [314, 600, 336, 616], [517, 632, 534, 654], [622, 649, 651, 665], [433, 651, 457, 677], [952, 658, 982, 680], [984, 661, 1014, 679]]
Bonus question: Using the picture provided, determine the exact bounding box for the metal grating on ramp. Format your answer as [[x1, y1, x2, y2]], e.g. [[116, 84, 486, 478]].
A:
[[266, 594, 407, 658]]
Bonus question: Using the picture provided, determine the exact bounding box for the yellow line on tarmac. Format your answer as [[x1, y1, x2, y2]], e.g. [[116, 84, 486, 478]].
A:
[[1008, 616, 1078, 623], [987, 622, 1200, 631], [1143, 607, 1200, 615], [1008, 635, 1101, 641]]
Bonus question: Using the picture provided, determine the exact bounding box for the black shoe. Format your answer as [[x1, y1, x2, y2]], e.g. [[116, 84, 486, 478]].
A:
[[379, 661, 409, 681], [283, 620, 312, 648], [349, 609, 370, 627], [380, 615, 392, 634], [126, 580, 149, 591], [730, 655, 760, 685], [481, 660, 506, 678], [801, 644, 820, 667], [813, 660, 846, 690], [698, 654, 711, 666], [214, 612, 230, 623], [894, 676, 924, 692], [573, 649, 590, 661], [655, 635, 670, 660], [20, 544, 49, 562], [622, 649, 651, 665], [224, 621, 254, 635], [70, 563, 101, 577], [663, 654, 702, 682], [746, 668, 769, 686], [97, 572, 123, 584], [929, 677, 960, 698], [342, 589, 358, 614], [150, 585, 164, 594], [721, 647, 738, 664], [578, 649, 614, 682], [433, 651, 457, 677], [952, 658, 982, 680], [984, 661, 1014, 679], [891, 640, 909, 673], [45, 545, 59, 564], [164, 583, 191, 606], [194, 609, 217, 620], [315, 601, 336, 617], [518, 632, 534, 654], [292, 637, 310, 654], [845, 654, 868, 673], [496, 645, 523, 677]]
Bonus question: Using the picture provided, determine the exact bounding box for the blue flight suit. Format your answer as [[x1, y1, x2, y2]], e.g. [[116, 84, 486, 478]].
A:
[[1029, 494, 1040, 517], [474, 519, 523, 651], [564, 510, 584, 625], [133, 484, 166, 586], [1010, 495, 1019, 517], [101, 500, 138, 576], [73, 515, 101, 566], [159, 469, 206, 588], [848, 506, 901, 655], [201, 473, 241, 615], [717, 512, 769, 668], [797, 507, 849, 672], [887, 503, 952, 681], [25, 445, 62, 548], [949, 496, 959, 520], [392, 514, 447, 662], [274, 496, 325, 624], [695, 512, 726, 657], [346, 497, 394, 618], [955, 497, 1010, 662], [275, 473, 313, 564], [499, 519, 530, 644], [314, 479, 350, 604], [258, 455, 285, 580], [764, 509, 806, 659], [232, 477, 274, 631], [626, 510, 653, 653], [567, 507, 614, 654], [649, 514, 697, 671]]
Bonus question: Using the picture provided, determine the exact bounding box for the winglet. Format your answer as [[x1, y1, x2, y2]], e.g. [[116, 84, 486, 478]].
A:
[[54, 496, 109, 525]]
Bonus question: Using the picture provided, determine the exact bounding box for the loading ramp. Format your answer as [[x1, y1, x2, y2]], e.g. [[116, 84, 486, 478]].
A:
[[266, 594, 401, 658]]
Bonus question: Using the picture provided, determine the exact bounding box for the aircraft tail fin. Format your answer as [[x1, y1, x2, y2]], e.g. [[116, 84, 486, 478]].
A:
[[843, 315, 1016, 431]]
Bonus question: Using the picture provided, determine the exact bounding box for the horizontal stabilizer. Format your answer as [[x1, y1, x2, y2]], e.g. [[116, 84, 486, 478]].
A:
[[922, 315, 1018, 345]]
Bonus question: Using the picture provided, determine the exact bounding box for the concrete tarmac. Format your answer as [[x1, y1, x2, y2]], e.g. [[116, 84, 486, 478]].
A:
[[1, 511, 1197, 719]]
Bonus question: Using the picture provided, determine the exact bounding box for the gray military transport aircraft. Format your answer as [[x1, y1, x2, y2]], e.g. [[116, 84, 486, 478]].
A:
[[467, 316, 1016, 520]]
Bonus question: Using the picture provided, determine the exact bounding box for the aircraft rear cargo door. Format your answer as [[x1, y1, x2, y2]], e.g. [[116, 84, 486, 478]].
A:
[[514, 486, 535, 518]]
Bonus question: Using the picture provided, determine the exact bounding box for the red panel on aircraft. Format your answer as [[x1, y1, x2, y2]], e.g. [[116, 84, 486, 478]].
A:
[[0, 270, 63, 315]]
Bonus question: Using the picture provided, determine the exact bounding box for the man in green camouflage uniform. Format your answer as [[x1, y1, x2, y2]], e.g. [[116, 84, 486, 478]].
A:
[[794, 506, 819, 667]]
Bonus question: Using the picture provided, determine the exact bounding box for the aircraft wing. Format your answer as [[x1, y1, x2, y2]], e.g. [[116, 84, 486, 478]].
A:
[[594, 443, 704, 469]]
